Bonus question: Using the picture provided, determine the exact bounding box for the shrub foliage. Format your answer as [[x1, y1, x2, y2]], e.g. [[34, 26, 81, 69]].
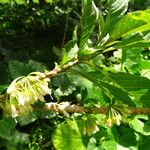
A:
[[0, 0, 150, 149]]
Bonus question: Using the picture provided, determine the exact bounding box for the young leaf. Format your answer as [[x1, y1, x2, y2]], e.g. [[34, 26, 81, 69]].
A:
[[98, 10, 105, 36], [79, 0, 99, 49], [101, 0, 128, 38], [61, 40, 78, 65]]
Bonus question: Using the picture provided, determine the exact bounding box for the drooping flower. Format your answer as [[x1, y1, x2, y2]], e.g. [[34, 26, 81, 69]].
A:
[[83, 115, 99, 136], [4, 72, 52, 117], [105, 103, 131, 127]]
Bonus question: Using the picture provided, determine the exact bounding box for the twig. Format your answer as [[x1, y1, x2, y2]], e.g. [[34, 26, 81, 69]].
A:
[[40, 59, 79, 79], [43, 102, 150, 115]]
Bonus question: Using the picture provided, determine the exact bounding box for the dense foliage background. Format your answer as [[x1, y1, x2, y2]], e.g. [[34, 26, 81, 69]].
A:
[[0, 0, 150, 149]]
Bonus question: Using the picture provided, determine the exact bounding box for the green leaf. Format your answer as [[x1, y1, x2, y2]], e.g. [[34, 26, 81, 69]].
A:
[[0, 85, 8, 93], [17, 110, 56, 126], [141, 69, 150, 79], [102, 140, 118, 150], [52, 120, 88, 150], [61, 40, 78, 65], [71, 65, 135, 106], [70, 70, 106, 105], [100, 81, 135, 106], [0, 117, 29, 143], [119, 126, 137, 147], [87, 137, 98, 150], [129, 115, 150, 136], [109, 72, 150, 90], [101, 127, 118, 150], [139, 136, 150, 150], [52, 74, 76, 99], [113, 32, 150, 49], [79, 44, 103, 57], [122, 47, 143, 74], [108, 72, 150, 106], [8, 60, 46, 79], [140, 60, 150, 70], [98, 11, 105, 36], [110, 9, 150, 40], [79, 0, 98, 49], [102, 0, 128, 37]]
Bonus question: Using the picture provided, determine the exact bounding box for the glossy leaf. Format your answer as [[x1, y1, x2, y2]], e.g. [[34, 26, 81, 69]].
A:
[[108, 72, 150, 90], [69, 70, 106, 105], [100, 81, 135, 106], [122, 47, 143, 74]]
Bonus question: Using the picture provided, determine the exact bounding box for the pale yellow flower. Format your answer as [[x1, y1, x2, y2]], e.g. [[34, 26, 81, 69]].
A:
[[4, 72, 52, 117]]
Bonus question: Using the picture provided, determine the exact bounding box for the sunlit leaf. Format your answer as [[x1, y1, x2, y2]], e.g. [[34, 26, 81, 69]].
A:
[[129, 115, 150, 136], [102, 0, 128, 37], [113, 32, 150, 49], [79, 0, 98, 49], [61, 40, 78, 65], [110, 9, 150, 40], [52, 120, 88, 150], [71, 65, 135, 106]]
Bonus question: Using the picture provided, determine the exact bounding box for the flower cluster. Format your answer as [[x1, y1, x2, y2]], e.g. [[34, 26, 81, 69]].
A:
[[105, 107, 122, 127], [4, 72, 51, 117], [82, 115, 99, 136], [105, 104, 131, 127]]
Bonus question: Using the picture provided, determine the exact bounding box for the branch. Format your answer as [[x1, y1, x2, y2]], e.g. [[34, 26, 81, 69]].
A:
[[43, 102, 150, 115], [40, 59, 79, 79]]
